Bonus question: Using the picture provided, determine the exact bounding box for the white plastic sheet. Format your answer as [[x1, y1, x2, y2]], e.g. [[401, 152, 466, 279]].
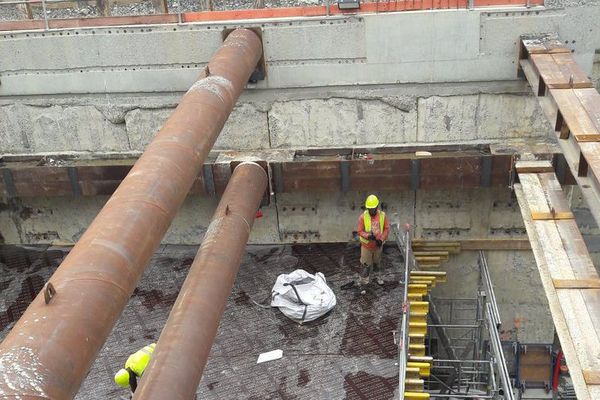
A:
[[271, 269, 337, 324]]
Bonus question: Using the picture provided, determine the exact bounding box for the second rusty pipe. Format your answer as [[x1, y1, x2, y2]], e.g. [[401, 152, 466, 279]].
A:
[[0, 29, 262, 400], [133, 162, 268, 400]]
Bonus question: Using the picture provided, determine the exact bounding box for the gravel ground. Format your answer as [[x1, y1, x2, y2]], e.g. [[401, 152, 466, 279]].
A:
[[0, 0, 323, 22]]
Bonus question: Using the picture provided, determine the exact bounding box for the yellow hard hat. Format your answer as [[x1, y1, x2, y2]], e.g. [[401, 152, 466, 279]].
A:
[[365, 194, 379, 209], [114, 369, 130, 388]]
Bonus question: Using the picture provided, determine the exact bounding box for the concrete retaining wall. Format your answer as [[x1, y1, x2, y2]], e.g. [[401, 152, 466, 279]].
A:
[[0, 186, 525, 245], [0, 6, 599, 94], [0, 86, 554, 154]]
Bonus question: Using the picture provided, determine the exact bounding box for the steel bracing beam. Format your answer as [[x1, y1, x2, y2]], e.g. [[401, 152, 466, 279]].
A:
[[133, 162, 268, 400]]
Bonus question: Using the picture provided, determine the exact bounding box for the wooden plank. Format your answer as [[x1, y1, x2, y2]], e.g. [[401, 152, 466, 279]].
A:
[[582, 289, 600, 342], [554, 279, 600, 289], [413, 251, 450, 258], [410, 271, 447, 277], [519, 59, 540, 93], [580, 142, 600, 182], [414, 256, 443, 262], [583, 370, 600, 385], [555, 221, 599, 280], [550, 89, 600, 139], [459, 239, 531, 250], [531, 54, 593, 90], [516, 174, 600, 400], [574, 88, 600, 132], [521, 34, 570, 57], [531, 54, 567, 90], [537, 172, 573, 213], [516, 187, 592, 400], [515, 160, 554, 173], [531, 211, 574, 220], [552, 53, 594, 89]]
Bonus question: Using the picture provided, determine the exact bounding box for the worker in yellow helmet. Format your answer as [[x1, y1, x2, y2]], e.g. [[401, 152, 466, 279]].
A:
[[114, 343, 156, 394], [357, 194, 390, 291]]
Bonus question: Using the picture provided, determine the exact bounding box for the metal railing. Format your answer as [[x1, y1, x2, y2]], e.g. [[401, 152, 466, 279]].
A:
[[479, 251, 501, 327], [394, 223, 413, 400], [425, 251, 515, 400], [486, 302, 515, 400]]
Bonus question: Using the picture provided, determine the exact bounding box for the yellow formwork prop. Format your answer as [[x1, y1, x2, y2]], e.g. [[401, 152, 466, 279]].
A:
[[408, 284, 429, 296], [409, 332, 425, 345], [407, 361, 431, 377], [408, 293, 423, 301], [409, 321, 427, 335], [405, 367, 421, 380], [410, 301, 429, 314], [409, 355, 433, 363], [420, 264, 441, 270], [405, 378, 424, 392], [404, 392, 430, 400], [409, 312, 427, 324], [410, 279, 436, 288], [411, 271, 447, 283], [409, 343, 425, 357]]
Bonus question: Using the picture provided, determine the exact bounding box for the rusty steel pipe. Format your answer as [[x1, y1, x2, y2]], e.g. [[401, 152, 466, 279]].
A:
[[0, 29, 262, 400], [132, 161, 267, 400]]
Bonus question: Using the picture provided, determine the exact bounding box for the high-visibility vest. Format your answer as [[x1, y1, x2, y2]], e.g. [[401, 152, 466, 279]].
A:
[[359, 211, 385, 244], [125, 343, 156, 377]]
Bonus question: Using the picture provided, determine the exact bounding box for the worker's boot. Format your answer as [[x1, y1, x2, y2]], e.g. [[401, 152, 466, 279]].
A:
[[359, 263, 370, 294], [374, 264, 384, 285]]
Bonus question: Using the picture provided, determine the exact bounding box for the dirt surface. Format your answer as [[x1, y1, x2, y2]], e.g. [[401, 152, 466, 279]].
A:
[[0, 0, 323, 22], [0, 243, 404, 399]]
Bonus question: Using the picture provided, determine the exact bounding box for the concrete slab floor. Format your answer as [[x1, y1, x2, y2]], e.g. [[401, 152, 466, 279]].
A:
[[0, 243, 405, 399]]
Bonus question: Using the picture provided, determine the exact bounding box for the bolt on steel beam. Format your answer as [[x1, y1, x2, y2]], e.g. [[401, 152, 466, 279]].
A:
[[0, 28, 262, 400], [133, 161, 268, 400]]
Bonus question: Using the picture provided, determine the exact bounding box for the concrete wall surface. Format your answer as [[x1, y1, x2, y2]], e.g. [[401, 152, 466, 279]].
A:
[[431, 250, 554, 343], [0, 186, 526, 245], [0, 5, 599, 94], [0, 84, 554, 154]]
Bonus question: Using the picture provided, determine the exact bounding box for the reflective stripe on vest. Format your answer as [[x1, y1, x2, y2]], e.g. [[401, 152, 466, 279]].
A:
[[359, 211, 385, 244]]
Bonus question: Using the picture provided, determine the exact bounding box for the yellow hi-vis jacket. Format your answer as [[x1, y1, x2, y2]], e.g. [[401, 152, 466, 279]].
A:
[[125, 343, 156, 377], [359, 211, 386, 245]]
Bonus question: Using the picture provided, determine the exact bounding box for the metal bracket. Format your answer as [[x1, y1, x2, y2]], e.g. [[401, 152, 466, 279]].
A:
[[44, 282, 56, 304]]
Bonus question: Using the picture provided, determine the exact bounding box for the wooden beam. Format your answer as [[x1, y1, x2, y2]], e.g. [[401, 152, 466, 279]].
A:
[[531, 211, 575, 220], [583, 370, 600, 385], [458, 239, 531, 251], [515, 160, 554, 173], [553, 279, 600, 289], [516, 170, 600, 400]]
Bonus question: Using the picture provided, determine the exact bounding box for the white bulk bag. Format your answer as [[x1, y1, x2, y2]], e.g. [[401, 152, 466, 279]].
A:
[[271, 269, 337, 324]]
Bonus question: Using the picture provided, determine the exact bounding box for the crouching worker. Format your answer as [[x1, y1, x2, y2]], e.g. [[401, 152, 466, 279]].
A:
[[114, 343, 156, 394], [357, 194, 390, 290]]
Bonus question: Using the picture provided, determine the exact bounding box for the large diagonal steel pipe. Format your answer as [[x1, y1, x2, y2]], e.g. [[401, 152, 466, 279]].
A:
[[133, 161, 267, 400], [0, 29, 262, 400]]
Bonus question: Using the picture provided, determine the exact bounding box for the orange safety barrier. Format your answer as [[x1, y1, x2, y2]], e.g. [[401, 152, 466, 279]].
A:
[[0, 0, 544, 32]]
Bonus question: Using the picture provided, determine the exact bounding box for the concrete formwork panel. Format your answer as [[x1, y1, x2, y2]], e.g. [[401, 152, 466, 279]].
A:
[[0, 88, 556, 154], [0, 28, 219, 72], [0, 187, 528, 245], [268, 97, 417, 148], [125, 103, 270, 151], [0, 103, 130, 153], [417, 94, 554, 142], [0, 6, 599, 94]]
